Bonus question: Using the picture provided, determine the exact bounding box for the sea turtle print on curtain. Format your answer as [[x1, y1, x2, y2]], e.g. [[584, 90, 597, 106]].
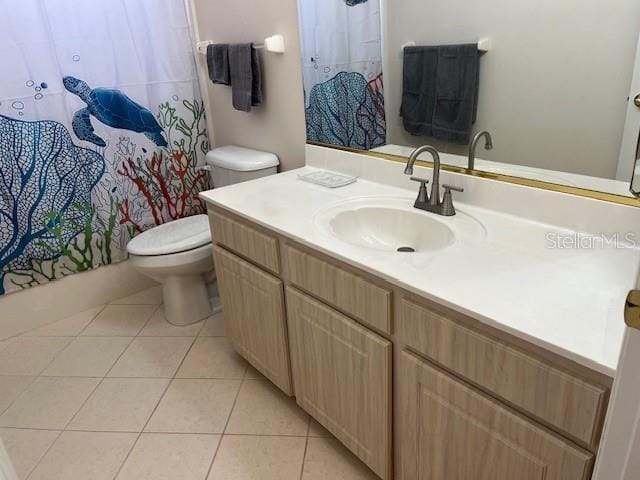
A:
[[63, 76, 168, 148], [298, 0, 386, 150], [0, 0, 209, 296]]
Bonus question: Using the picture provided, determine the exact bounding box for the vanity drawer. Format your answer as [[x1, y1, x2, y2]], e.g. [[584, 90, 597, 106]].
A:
[[399, 297, 608, 447], [208, 210, 280, 274], [284, 245, 392, 334]]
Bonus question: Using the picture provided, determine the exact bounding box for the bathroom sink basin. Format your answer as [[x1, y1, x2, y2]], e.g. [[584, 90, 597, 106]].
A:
[[314, 197, 485, 253], [327, 207, 454, 252]]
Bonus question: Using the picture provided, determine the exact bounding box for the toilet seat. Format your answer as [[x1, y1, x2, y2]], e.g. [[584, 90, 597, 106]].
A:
[[127, 214, 211, 256], [128, 243, 214, 271]]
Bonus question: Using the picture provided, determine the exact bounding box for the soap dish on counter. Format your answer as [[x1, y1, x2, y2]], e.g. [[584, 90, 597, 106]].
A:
[[298, 170, 357, 188]]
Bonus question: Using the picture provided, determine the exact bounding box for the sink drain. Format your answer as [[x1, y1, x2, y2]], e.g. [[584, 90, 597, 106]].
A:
[[397, 246, 415, 253]]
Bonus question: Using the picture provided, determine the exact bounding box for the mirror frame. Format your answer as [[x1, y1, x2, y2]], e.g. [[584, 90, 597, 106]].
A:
[[310, 142, 640, 208]]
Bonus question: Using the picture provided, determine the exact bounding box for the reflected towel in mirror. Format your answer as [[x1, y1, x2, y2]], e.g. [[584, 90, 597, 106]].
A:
[[400, 44, 479, 144]]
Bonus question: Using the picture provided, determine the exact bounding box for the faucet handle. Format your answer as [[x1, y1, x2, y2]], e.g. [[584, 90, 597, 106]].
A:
[[440, 184, 464, 216], [410, 177, 430, 204], [442, 184, 464, 193], [410, 176, 430, 185]]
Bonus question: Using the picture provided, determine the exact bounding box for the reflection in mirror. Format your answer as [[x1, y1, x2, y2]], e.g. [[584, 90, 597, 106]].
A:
[[298, 0, 386, 150], [296, 0, 640, 199]]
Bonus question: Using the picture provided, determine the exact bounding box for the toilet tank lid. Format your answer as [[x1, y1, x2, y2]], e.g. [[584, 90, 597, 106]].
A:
[[205, 146, 280, 172]]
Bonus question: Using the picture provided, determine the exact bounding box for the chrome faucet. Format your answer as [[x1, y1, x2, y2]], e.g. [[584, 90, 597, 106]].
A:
[[468, 130, 493, 170], [404, 145, 464, 216]]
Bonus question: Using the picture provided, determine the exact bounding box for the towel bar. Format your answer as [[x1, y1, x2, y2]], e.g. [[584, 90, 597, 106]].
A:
[[401, 38, 491, 53], [196, 34, 285, 55]]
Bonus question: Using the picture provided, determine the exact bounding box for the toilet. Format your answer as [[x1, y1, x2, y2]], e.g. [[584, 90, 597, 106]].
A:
[[127, 146, 279, 325]]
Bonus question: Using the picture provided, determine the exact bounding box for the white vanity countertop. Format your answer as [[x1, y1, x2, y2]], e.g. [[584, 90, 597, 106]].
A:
[[201, 167, 640, 376]]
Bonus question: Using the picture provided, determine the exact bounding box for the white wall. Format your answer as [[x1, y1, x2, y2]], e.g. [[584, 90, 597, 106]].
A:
[[384, 0, 640, 179], [191, 0, 307, 172]]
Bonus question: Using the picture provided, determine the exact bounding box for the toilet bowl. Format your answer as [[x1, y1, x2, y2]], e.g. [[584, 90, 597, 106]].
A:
[[126, 146, 280, 326], [127, 215, 214, 325]]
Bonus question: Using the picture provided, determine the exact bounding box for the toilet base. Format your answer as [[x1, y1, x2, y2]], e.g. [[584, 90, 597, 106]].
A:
[[163, 275, 212, 326], [128, 244, 215, 327]]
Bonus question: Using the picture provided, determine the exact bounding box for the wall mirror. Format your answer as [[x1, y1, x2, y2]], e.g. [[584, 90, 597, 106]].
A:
[[296, 0, 640, 203]]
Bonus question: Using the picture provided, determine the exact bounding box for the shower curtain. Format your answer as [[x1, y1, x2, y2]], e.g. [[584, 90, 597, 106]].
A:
[[0, 0, 209, 295], [298, 0, 385, 150]]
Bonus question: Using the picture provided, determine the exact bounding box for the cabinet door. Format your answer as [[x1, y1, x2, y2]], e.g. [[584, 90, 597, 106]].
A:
[[399, 350, 594, 480], [213, 245, 292, 394], [286, 287, 392, 479]]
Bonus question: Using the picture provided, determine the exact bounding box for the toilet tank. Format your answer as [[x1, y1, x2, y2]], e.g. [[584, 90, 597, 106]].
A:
[[205, 145, 280, 188]]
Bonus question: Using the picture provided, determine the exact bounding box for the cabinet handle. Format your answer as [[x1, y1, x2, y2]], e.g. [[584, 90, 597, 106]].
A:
[[625, 290, 640, 330]]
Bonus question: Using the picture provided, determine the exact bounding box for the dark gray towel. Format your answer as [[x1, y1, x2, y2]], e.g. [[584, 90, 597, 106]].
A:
[[400, 44, 479, 144], [207, 44, 230, 85], [228, 43, 262, 112], [400, 46, 438, 138]]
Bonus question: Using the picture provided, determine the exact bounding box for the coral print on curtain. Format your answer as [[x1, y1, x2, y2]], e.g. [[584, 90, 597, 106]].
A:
[[0, 0, 209, 295], [298, 0, 386, 150]]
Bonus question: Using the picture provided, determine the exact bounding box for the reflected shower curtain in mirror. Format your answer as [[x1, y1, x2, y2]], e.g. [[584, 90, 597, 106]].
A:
[[298, 0, 385, 150], [0, 0, 209, 295]]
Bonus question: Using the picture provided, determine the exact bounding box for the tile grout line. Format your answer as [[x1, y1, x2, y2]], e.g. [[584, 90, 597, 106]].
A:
[[190, 312, 207, 337], [41, 335, 137, 378], [298, 435, 311, 480], [74, 304, 110, 337], [62, 376, 108, 431], [1, 425, 306, 437], [13, 304, 107, 341], [32, 336, 80, 378], [102, 308, 163, 378], [23, 429, 64, 480], [139, 431, 309, 438], [0, 375, 38, 418], [135, 304, 164, 337], [203, 364, 249, 479], [0, 333, 80, 424], [20, 299, 161, 479], [110, 329, 198, 480], [97, 335, 137, 379], [22, 376, 104, 480], [79, 304, 159, 339], [26, 336, 77, 377], [298, 415, 312, 480]]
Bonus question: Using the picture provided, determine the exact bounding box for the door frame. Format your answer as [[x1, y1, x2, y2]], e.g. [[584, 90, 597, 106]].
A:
[[593, 325, 640, 479]]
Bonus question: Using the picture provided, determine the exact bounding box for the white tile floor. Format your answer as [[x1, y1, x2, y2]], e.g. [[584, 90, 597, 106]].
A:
[[0, 287, 378, 479]]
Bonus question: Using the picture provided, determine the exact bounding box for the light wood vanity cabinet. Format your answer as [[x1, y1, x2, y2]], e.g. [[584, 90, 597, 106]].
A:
[[286, 287, 392, 479], [208, 207, 611, 480], [212, 245, 292, 394]]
